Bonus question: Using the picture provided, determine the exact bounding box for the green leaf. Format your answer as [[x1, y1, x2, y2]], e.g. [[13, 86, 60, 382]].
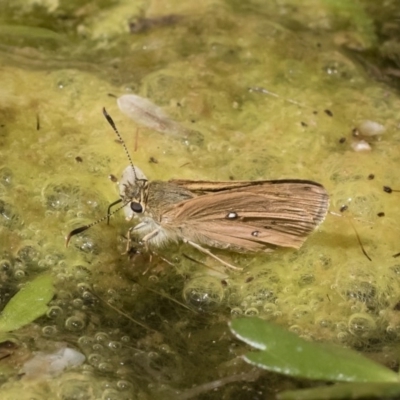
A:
[[278, 382, 400, 400], [229, 317, 399, 383], [0, 274, 54, 333]]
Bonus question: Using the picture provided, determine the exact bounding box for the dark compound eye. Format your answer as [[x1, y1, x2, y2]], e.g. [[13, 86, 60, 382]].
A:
[[130, 202, 143, 213]]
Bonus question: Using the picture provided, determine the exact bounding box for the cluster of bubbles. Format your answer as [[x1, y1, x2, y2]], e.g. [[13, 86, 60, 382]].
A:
[[35, 262, 190, 398], [178, 249, 400, 351]]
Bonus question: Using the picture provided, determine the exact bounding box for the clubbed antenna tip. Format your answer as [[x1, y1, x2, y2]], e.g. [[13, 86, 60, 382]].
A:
[[102, 107, 137, 181]]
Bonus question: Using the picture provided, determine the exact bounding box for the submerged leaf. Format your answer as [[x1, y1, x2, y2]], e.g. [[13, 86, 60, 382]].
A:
[[229, 317, 399, 383], [0, 274, 54, 333], [117, 94, 203, 144]]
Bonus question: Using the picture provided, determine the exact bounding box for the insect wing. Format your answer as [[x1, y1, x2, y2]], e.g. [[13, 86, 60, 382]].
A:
[[160, 181, 329, 251], [169, 179, 262, 193]]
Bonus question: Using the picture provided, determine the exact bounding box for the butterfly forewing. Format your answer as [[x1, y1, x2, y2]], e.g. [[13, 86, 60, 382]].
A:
[[160, 180, 329, 251]]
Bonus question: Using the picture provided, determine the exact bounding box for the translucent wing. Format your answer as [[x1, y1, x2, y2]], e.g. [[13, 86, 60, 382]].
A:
[[160, 180, 329, 251]]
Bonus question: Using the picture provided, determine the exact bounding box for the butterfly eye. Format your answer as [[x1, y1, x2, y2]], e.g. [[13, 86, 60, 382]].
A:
[[130, 202, 143, 213]]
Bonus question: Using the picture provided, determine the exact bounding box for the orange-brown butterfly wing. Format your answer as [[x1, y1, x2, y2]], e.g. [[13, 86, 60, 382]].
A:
[[160, 180, 329, 251]]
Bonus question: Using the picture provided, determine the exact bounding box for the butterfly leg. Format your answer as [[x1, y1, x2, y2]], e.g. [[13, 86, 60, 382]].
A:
[[123, 225, 160, 254], [122, 227, 136, 254], [141, 229, 161, 250], [185, 240, 243, 271]]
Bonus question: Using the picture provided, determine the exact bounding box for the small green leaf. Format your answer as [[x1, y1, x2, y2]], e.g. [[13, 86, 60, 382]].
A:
[[0, 274, 54, 333], [229, 317, 399, 383], [278, 382, 400, 400]]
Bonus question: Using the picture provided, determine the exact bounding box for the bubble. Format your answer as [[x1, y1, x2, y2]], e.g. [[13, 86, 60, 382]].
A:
[[386, 324, 400, 338], [346, 281, 376, 305], [14, 269, 26, 279], [298, 274, 315, 287], [95, 332, 109, 343], [58, 290, 73, 300], [290, 306, 312, 321], [73, 265, 91, 279], [263, 303, 277, 315], [42, 252, 64, 268], [230, 307, 243, 315], [0, 167, 13, 187], [72, 235, 100, 254], [57, 273, 70, 284], [108, 341, 122, 351], [244, 307, 259, 316], [65, 315, 86, 332], [42, 325, 57, 336], [42, 183, 81, 211], [93, 344, 104, 352], [98, 362, 114, 373], [0, 200, 20, 228], [78, 336, 94, 348], [37, 260, 48, 269], [0, 259, 12, 272], [47, 306, 63, 319], [183, 276, 225, 312], [120, 336, 130, 343], [107, 297, 121, 307], [348, 313, 376, 338], [317, 319, 332, 328], [88, 353, 103, 366], [148, 275, 159, 283], [17, 244, 42, 266], [335, 321, 347, 331], [147, 351, 159, 359], [82, 291, 97, 303], [337, 331, 349, 341], [44, 209, 55, 218], [77, 283, 92, 295], [245, 279, 276, 303], [226, 291, 241, 306], [288, 325, 302, 335], [72, 298, 84, 309]]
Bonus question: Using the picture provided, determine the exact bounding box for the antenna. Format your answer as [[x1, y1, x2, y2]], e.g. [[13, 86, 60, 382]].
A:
[[66, 199, 126, 247], [66, 108, 140, 246], [102, 107, 137, 181]]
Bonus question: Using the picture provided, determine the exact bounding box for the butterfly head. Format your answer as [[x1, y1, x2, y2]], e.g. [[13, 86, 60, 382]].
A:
[[119, 165, 149, 219]]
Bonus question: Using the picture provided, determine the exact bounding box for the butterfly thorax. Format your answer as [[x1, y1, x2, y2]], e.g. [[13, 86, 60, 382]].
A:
[[145, 181, 195, 219], [120, 179, 195, 219]]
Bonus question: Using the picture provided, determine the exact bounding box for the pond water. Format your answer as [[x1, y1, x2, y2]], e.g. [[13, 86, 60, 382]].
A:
[[0, 0, 400, 398]]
